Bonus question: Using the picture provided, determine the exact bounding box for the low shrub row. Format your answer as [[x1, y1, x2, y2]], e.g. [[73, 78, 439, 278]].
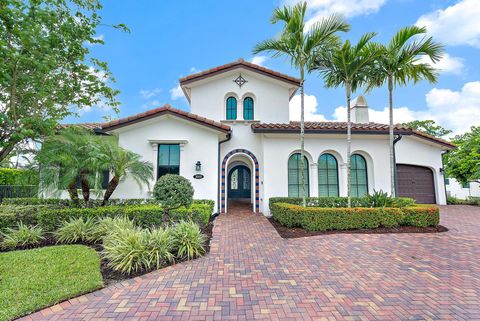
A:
[[0, 203, 213, 231], [269, 196, 415, 209], [447, 196, 480, 206], [271, 203, 439, 231], [2, 198, 216, 212]]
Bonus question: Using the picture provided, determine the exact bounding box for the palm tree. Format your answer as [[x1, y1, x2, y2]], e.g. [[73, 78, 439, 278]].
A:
[[310, 32, 381, 207], [96, 142, 153, 205], [253, 1, 349, 206], [37, 127, 99, 205], [367, 26, 443, 197]]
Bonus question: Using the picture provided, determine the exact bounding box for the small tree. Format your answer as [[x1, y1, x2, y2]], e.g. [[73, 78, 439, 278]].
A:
[[153, 174, 194, 210], [403, 120, 452, 137], [97, 142, 153, 205], [444, 126, 480, 185]]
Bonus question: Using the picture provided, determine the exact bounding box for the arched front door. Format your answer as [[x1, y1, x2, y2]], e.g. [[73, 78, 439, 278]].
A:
[[228, 165, 251, 199]]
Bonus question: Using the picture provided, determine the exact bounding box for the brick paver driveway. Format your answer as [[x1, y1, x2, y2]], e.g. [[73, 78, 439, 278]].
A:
[[22, 204, 480, 321]]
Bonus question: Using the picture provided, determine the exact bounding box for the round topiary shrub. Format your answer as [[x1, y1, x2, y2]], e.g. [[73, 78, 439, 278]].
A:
[[153, 174, 194, 210]]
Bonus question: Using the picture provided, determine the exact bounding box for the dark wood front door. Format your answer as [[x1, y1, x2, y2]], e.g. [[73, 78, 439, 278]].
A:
[[397, 164, 436, 204], [228, 165, 251, 199]]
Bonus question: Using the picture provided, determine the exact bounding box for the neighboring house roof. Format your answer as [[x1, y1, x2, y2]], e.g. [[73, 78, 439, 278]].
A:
[[179, 58, 302, 86], [252, 122, 456, 148], [101, 105, 231, 132]]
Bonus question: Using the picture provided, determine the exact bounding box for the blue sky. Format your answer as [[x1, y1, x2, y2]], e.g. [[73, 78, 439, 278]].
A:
[[74, 0, 480, 136]]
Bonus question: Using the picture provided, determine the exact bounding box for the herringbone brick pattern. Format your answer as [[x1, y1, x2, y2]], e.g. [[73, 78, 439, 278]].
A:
[[21, 204, 480, 320]]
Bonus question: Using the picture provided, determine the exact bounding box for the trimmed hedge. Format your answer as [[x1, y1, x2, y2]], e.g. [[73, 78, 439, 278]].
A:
[[271, 202, 439, 231], [3, 198, 216, 212], [0, 168, 38, 185], [447, 196, 480, 206], [0, 205, 59, 231], [269, 196, 415, 209]]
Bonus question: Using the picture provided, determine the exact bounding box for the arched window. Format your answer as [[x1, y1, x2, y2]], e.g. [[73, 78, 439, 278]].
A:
[[350, 154, 368, 197], [226, 97, 237, 120], [243, 97, 254, 120], [318, 153, 339, 197], [288, 153, 309, 197]]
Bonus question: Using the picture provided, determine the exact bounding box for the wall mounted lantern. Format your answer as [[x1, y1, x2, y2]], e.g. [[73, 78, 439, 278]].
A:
[[195, 161, 202, 172]]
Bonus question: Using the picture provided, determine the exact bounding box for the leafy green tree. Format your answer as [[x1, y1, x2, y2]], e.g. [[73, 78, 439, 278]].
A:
[[96, 142, 153, 205], [253, 1, 349, 206], [153, 174, 194, 210], [0, 0, 127, 163], [310, 33, 381, 207], [367, 26, 443, 197], [403, 120, 452, 137], [444, 126, 480, 184]]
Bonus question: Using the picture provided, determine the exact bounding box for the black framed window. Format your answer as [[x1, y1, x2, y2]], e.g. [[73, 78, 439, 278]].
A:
[[288, 153, 309, 197], [157, 144, 180, 179], [350, 154, 368, 197], [318, 153, 339, 197]]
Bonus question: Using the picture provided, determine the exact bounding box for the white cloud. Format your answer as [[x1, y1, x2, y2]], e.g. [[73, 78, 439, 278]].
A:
[[170, 84, 184, 100], [250, 55, 269, 66], [139, 88, 162, 99], [416, 0, 480, 47], [289, 94, 327, 121], [190, 67, 199, 73], [417, 53, 465, 75], [141, 99, 161, 110], [331, 105, 418, 124], [283, 0, 387, 29]]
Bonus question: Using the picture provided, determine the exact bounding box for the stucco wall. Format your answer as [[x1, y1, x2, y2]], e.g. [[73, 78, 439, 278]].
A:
[[110, 115, 222, 209], [446, 178, 480, 199], [189, 70, 291, 123], [395, 136, 447, 205]]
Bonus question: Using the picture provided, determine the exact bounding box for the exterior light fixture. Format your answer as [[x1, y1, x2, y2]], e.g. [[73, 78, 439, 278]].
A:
[[196, 161, 202, 172]]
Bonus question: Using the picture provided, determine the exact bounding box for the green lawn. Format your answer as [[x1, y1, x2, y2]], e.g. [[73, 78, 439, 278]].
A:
[[0, 245, 103, 321]]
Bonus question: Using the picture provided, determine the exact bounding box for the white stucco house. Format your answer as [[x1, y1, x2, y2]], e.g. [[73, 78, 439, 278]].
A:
[[74, 59, 455, 215], [446, 178, 480, 199]]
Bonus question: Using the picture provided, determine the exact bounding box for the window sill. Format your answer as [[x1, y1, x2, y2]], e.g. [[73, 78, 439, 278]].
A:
[[221, 120, 261, 124]]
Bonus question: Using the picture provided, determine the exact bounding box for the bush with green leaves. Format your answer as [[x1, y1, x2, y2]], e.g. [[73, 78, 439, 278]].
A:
[[55, 217, 95, 244], [143, 227, 174, 270], [366, 190, 389, 207], [102, 226, 148, 274], [153, 174, 194, 210], [169, 203, 212, 227], [271, 202, 439, 231], [0, 205, 48, 231], [171, 221, 206, 260], [0, 223, 44, 250], [87, 216, 135, 243], [269, 196, 415, 209]]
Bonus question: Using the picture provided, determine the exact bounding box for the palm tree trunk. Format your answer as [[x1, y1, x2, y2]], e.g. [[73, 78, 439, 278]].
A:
[[299, 70, 306, 207], [346, 81, 352, 208], [102, 176, 120, 206], [79, 171, 90, 205], [67, 180, 80, 206], [388, 76, 395, 197]]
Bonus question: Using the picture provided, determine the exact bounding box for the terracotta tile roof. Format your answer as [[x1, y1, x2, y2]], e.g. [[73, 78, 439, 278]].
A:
[[101, 105, 231, 132], [252, 121, 455, 148], [59, 123, 103, 130], [179, 58, 301, 86]]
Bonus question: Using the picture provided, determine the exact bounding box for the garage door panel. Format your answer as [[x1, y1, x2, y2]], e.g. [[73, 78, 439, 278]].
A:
[[397, 164, 436, 204]]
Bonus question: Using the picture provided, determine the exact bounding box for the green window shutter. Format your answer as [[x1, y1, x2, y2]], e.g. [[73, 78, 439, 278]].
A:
[[350, 154, 368, 197], [318, 153, 339, 197], [243, 97, 254, 120], [288, 153, 309, 197], [226, 97, 237, 120]]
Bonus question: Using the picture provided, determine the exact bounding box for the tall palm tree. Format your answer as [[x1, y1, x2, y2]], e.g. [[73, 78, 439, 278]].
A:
[[310, 32, 381, 207], [367, 26, 443, 197], [96, 142, 153, 205], [253, 2, 349, 206]]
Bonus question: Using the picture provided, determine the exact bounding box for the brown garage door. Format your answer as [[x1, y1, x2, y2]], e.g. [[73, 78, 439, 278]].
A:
[[397, 164, 436, 204]]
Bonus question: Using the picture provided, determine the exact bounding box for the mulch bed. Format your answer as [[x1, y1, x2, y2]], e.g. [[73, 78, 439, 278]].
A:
[[268, 218, 448, 239]]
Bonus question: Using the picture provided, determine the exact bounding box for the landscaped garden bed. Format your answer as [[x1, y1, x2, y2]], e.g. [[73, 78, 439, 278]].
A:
[[269, 195, 447, 238], [0, 175, 216, 320]]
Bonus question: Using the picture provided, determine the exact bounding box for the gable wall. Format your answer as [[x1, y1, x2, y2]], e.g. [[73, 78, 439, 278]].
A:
[[189, 70, 291, 123]]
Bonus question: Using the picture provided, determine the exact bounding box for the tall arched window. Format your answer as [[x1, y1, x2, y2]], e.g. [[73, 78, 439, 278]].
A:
[[243, 97, 254, 120], [226, 97, 237, 120], [350, 154, 368, 197], [318, 153, 339, 197], [288, 153, 309, 197]]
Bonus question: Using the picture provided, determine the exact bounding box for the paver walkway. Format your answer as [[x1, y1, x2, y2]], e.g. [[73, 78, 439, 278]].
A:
[[22, 204, 480, 320]]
